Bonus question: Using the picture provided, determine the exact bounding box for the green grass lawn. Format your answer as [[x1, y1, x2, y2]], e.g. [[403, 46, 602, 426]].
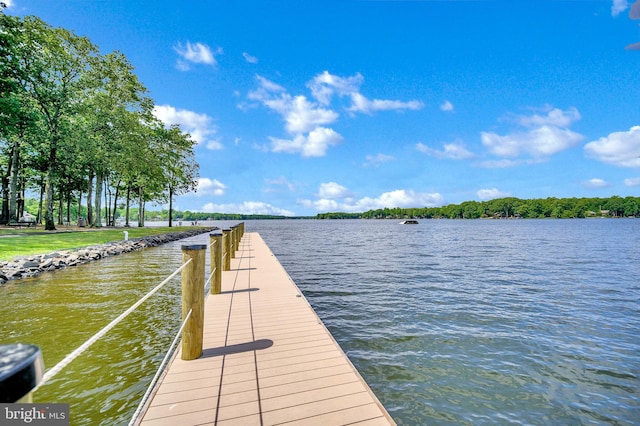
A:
[[0, 227, 201, 261]]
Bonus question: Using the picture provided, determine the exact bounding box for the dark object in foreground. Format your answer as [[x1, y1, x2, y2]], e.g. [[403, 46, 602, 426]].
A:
[[0, 343, 43, 402]]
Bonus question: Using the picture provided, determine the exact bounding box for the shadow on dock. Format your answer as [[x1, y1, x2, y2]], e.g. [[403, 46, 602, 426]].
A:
[[201, 339, 273, 358], [219, 287, 259, 294]]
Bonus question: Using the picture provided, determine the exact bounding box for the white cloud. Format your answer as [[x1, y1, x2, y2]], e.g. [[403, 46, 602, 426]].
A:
[[348, 93, 424, 115], [612, 0, 628, 16], [480, 106, 583, 164], [300, 189, 444, 213], [299, 198, 341, 212], [416, 141, 474, 160], [174, 41, 220, 70], [318, 182, 352, 199], [363, 153, 395, 167], [248, 75, 341, 156], [308, 71, 424, 114], [269, 127, 343, 157], [515, 106, 581, 128], [440, 100, 454, 112], [581, 178, 610, 189], [282, 95, 339, 134], [247, 72, 421, 157], [242, 52, 258, 63], [308, 71, 364, 105], [482, 126, 583, 158], [264, 176, 296, 192], [2, 0, 13, 8], [584, 126, 640, 168], [196, 178, 226, 196], [250, 76, 286, 95], [153, 105, 222, 150], [357, 189, 444, 209], [476, 159, 526, 168], [624, 177, 640, 186], [477, 188, 511, 200], [201, 201, 294, 216]]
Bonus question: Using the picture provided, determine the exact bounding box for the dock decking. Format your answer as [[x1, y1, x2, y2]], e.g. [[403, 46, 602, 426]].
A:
[[138, 232, 395, 425]]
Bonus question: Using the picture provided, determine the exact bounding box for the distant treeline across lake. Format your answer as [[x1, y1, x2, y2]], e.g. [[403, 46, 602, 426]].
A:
[[316, 196, 640, 220], [145, 196, 640, 222]]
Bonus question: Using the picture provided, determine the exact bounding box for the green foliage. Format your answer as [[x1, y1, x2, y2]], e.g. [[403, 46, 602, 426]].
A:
[[316, 212, 361, 219]]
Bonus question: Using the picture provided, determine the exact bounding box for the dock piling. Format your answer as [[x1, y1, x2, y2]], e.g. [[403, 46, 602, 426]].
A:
[[230, 226, 237, 259], [209, 232, 222, 295], [222, 229, 231, 271], [180, 244, 206, 360]]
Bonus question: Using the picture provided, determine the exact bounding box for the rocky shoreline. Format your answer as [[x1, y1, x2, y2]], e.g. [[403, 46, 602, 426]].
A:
[[0, 227, 217, 285]]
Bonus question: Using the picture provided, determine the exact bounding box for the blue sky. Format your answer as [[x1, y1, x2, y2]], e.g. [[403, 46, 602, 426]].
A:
[[8, 0, 640, 216]]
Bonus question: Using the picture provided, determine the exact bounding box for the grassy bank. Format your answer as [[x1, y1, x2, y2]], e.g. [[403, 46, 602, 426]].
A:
[[0, 226, 205, 261]]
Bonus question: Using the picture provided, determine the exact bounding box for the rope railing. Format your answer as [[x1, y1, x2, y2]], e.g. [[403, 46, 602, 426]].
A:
[[128, 222, 243, 422], [205, 266, 217, 288], [7, 222, 246, 417], [33, 259, 194, 393], [128, 308, 193, 426]]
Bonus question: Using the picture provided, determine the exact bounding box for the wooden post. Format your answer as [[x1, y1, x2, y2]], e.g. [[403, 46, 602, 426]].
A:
[[230, 226, 237, 259], [232, 225, 237, 256], [210, 232, 222, 294], [181, 244, 206, 360], [222, 229, 231, 271], [235, 224, 241, 250]]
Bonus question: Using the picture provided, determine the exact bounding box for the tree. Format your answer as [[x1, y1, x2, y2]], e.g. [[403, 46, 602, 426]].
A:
[[605, 196, 625, 217], [10, 16, 98, 229], [155, 125, 198, 227], [79, 51, 153, 227], [1, 14, 203, 229], [623, 197, 639, 217], [0, 13, 36, 223]]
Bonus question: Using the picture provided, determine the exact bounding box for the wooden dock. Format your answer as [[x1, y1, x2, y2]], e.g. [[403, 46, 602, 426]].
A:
[[137, 232, 396, 425]]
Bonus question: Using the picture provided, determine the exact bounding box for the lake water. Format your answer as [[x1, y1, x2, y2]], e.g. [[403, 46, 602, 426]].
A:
[[252, 219, 640, 425], [1, 219, 639, 425]]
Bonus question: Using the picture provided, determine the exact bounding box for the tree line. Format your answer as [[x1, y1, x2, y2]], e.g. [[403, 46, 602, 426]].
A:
[[0, 10, 198, 230], [316, 196, 640, 220]]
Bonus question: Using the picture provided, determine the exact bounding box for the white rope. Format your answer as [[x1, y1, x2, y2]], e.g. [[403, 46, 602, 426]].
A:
[[127, 309, 193, 426], [34, 258, 193, 392]]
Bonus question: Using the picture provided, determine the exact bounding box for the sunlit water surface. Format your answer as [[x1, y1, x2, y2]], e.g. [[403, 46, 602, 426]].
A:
[[1, 219, 638, 425]]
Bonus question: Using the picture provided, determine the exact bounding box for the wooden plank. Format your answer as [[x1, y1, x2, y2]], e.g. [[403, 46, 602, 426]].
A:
[[138, 232, 395, 426]]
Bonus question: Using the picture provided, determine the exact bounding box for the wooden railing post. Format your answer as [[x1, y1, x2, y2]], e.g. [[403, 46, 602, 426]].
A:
[[181, 244, 206, 360], [230, 226, 237, 259], [222, 228, 231, 271], [235, 224, 241, 250], [210, 232, 222, 295]]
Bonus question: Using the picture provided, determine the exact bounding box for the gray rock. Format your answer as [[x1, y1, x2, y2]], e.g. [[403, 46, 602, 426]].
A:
[[23, 260, 41, 269]]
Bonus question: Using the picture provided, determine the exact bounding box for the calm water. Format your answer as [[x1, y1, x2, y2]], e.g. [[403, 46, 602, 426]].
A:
[[1, 219, 639, 425]]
